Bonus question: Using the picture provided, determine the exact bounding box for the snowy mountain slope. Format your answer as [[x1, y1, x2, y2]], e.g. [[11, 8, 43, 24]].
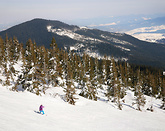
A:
[[47, 25, 103, 43], [126, 25, 165, 43], [0, 18, 165, 69], [1, 84, 165, 131], [0, 34, 165, 131], [84, 15, 165, 44]]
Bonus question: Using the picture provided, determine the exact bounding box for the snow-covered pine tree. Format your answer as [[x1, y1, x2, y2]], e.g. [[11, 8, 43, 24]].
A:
[[88, 57, 97, 100], [106, 57, 125, 110], [72, 53, 81, 87], [22, 39, 44, 95], [10, 37, 25, 91], [56, 49, 64, 79], [15, 42, 26, 91], [145, 73, 155, 112], [49, 37, 59, 86], [77, 56, 84, 89], [0, 37, 5, 68], [156, 71, 163, 97], [61, 50, 69, 83], [142, 69, 153, 96], [134, 69, 146, 111], [12, 37, 21, 62], [94, 57, 102, 89], [113, 62, 123, 110], [100, 55, 108, 86], [79, 54, 97, 100], [124, 62, 129, 88], [40, 46, 49, 84], [106, 57, 116, 100], [64, 57, 77, 105], [3, 35, 16, 86], [79, 53, 88, 95], [115, 77, 123, 110], [22, 39, 33, 90], [119, 64, 126, 88], [160, 76, 165, 109]]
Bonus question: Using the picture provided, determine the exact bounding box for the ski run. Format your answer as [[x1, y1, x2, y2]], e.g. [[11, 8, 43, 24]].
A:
[[0, 36, 165, 131]]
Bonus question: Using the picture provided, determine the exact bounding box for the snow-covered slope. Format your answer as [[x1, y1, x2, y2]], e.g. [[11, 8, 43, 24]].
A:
[[126, 25, 165, 43], [1, 18, 165, 68], [47, 25, 103, 43], [0, 45, 165, 131], [1, 85, 165, 131]]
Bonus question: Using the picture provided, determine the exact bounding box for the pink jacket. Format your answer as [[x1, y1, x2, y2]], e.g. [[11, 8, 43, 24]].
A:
[[39, 105, 44, 111]]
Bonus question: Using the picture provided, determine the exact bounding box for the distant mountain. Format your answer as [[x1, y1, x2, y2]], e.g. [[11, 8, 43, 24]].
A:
[[0, 18, 165, 69], [126, 25, 165, 44], [85, 16, 165, 32], [87, 16, 165, 44], [0, 19, 79, 49]]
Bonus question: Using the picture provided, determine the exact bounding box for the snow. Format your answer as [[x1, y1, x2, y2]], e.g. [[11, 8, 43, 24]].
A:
[[47, 26, 103, 43], [80, 26, 88, 29], [115, 45, 130, 52], [126, 25, 165, 35], [126, 25, 165, 43], [1, 27, 165, 131], [0, 84, 165, 131], [47, 25, 132, 61], [131, 33, 165, 43], [100, 34, 133, 46]]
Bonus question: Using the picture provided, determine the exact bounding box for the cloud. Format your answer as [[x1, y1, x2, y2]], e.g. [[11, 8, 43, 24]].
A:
[[142, 17, 151, 20], [89, 22, 117, 27]]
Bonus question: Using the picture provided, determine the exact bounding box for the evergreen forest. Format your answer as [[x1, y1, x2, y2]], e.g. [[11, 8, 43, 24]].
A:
[[0, 35, 165, 111]]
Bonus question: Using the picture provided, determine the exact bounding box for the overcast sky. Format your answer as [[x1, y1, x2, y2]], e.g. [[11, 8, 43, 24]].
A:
[[0, 0, 165, 25]]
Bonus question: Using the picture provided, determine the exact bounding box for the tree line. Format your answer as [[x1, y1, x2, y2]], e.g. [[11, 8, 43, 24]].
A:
[[0, 35, 165, 111]]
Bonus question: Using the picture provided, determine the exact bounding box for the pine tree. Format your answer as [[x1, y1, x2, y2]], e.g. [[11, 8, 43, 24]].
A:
[[124, 62, 129, 87], [142, 69, 152, 96], [113, 63, 123, 110], [3, 35, 14, 86], [106, 57, 116, 100], [160, 76, 165, 109], [23, 39, 43, 94], [134, 69, 146, 111], [119, 63, 126, 88], [15, 43, 26, 91], [101, 55, 108, 85], [0, 36, 5, 66], [79, 54, 97, 100], [49, 37, 60, 86], [94, 57, 101, 89], [77, 56, 84, 89], [12, 36, 20, 62], [64, 57, 77, 105], [116, 77, 123, 110], [40, 46, 49, 86]]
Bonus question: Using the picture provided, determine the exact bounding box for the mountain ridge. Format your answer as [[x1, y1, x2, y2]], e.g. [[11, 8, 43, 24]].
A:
[[0, 18, 165, 69]]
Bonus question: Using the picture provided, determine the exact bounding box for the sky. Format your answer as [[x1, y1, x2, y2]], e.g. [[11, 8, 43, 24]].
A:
[[0, 0, 165, 27]]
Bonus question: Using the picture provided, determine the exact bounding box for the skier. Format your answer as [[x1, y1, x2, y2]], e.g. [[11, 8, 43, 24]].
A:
[[39, 104, 45, 115]]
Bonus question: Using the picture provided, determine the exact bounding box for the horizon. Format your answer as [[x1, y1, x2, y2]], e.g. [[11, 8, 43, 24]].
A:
[[0, 14, 165, 32], [1, 0, 165, 31]]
